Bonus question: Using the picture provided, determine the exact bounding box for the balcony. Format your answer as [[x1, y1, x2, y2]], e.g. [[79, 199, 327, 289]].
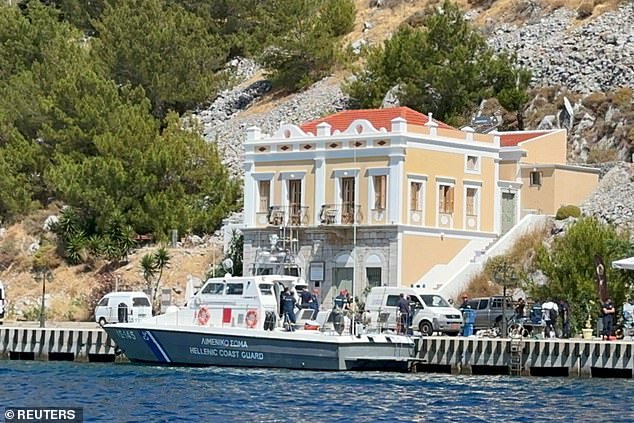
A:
[[256, 205, 310, 227], [318, 204, 363, 225]]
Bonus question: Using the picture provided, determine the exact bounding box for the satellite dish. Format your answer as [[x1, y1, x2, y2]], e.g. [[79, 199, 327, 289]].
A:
[[222, 258, 234, 273]]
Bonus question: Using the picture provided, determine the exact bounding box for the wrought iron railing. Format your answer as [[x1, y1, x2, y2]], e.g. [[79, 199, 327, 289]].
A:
[[263, 205, 310, 226], [318, 203, 363, 225]]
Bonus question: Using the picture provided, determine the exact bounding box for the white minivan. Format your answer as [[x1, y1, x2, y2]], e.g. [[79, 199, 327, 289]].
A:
[[95, 292, 152, 326], [365, 286, 463, 336]]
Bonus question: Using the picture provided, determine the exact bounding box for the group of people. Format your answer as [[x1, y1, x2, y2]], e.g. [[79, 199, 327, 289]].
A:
[[333, 290, 357, 314], [280, 285, 320, 329], [539, 298, 571, 339]]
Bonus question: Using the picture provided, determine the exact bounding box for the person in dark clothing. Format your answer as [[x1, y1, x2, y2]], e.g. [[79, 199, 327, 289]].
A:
[[309, 289, 320, 313], [281, 288, 297, 329], [334, 290, 346, 310], [602, 298, 615, 340], [396, 293, 411, 335], [459, 295, 470, 310], [560, 300, 571, 339], [515, 298, 526, 318], [299, 288, 312, 308]]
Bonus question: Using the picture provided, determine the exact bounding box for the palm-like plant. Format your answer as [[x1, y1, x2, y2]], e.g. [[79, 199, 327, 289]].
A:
[[140, 247, 171, 314]]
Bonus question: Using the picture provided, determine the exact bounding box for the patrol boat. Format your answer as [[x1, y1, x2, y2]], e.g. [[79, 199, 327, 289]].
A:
[[103, 273, 415, 371]]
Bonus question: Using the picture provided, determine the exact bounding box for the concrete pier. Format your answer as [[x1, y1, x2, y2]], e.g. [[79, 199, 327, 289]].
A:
[[0, 324, 121, 362], [414, 336, 634, 378]]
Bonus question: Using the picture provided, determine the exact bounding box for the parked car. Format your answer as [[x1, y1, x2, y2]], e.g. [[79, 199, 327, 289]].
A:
[[463, 296, 514, 331]]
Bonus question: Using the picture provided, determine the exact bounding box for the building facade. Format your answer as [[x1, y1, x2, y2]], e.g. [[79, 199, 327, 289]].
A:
[[241, 107, 598, 306]]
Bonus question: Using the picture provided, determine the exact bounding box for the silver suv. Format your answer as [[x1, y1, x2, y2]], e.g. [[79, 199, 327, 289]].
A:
[[463, 296, 515, 331]]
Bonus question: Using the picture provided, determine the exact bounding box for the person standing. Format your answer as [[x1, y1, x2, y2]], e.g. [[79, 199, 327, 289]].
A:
[[397, 293, 411, 335], [602, 298, 615, 340], [299, 287, 312, 308], [281, 288, 297, 330], [542, 298, 558, 338], [460, 294, 470, 310], [309, 288, 320, 313], [515, 298, 526, 319], [560, 300, 571, 339], [334, 290, 346, 310]]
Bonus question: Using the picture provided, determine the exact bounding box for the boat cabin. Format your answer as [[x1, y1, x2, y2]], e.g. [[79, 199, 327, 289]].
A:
[[187, 275, 308, 330]]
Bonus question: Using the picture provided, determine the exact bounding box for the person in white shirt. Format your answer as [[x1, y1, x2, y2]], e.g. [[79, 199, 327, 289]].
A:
[[542, 299, 559, 338]]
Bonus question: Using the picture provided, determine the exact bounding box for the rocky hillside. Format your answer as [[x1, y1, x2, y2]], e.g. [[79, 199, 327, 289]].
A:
[[198, 1, 634, 177]]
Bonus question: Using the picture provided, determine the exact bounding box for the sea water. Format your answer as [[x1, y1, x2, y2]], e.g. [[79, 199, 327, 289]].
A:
[[1, 361, 632, 422]]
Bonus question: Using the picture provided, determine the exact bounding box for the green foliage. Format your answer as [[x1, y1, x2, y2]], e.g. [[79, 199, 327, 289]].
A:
[[529, 217, 634, 334], [555, 205, 582, 220], [92, 0, 228, 118], [345, 0, 530, 125], [209, 231, 244, 277], [140, 246, 171, 313], [226, 230, 243, 277], [52, 207, 137, 265], [261, 0, 356, 91]]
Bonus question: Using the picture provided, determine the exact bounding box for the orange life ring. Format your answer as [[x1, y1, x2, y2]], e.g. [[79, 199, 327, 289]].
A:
[[245, 309, 258, 328], [197, 306, 210, 326]]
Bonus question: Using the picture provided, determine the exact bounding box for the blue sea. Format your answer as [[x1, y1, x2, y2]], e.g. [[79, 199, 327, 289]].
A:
[[1, 361, 632, 422]]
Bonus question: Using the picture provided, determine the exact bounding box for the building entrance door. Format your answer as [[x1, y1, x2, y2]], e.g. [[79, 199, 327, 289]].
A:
[[501, 192, 516, 233]]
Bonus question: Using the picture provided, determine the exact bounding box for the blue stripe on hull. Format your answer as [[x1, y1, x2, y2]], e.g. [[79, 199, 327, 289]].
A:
[[140, 330, 172, 363]]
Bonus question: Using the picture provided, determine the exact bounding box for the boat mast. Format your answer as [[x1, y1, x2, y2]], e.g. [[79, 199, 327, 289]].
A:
[[352, 143, 357, 336]]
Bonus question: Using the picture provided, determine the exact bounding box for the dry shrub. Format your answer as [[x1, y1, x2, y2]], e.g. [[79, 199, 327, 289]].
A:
[[505, 224, 550, 265], [0, 237, 20, 271], [610, 87, 634, 109], [587, 147, 619, 163], [581, 92, 608, 111], [462, 273, 502, 300], [549, 0, 565, 9], [577, 1, 594, 18]]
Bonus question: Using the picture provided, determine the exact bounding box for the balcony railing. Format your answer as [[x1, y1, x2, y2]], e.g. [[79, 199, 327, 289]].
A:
[[318, 204, 363, 225], [259, 205, 310, 226]]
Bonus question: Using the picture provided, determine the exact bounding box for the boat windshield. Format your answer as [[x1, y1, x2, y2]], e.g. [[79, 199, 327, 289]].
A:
[[421, 294, 450, 308], [259, 283, 274, 295], [201, 282, 225, 295], [226, 283, 244, 295]]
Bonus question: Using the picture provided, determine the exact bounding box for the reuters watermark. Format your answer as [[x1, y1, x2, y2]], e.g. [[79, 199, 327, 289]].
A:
[[4, 407, 83, 422]]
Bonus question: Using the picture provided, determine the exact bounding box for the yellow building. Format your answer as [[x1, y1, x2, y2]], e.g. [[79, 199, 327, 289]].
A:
[[241, 107, 599, 305]]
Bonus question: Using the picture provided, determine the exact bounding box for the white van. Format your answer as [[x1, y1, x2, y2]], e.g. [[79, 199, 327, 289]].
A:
[[95, 292, 152, 325], [365, 286, 463, 336]]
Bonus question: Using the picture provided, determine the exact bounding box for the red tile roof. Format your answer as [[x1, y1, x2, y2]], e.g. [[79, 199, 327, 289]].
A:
[[300, 107, 453, 134], [499, 131, 550, 147]]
